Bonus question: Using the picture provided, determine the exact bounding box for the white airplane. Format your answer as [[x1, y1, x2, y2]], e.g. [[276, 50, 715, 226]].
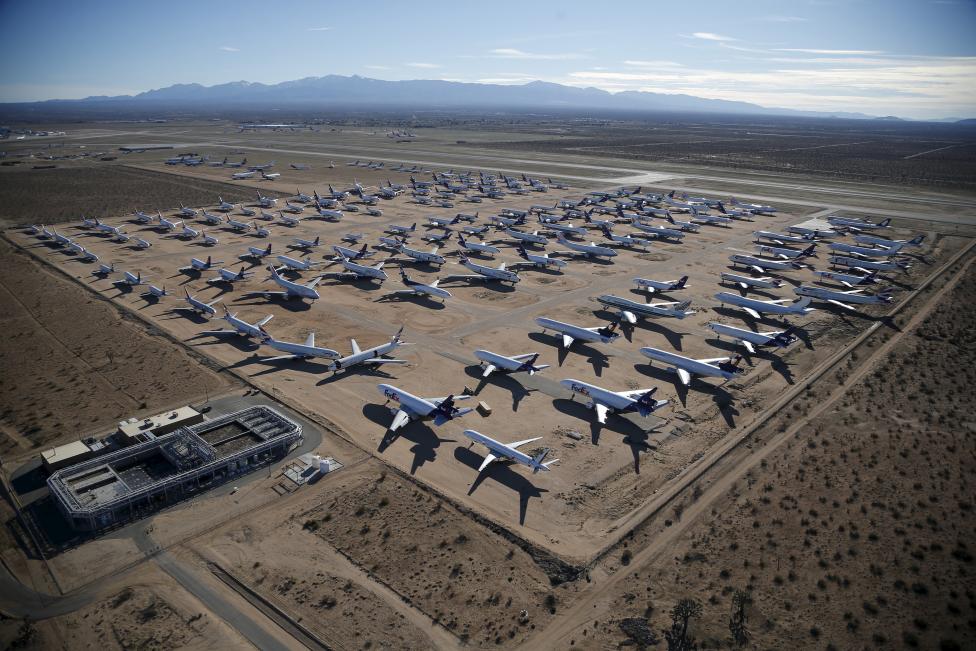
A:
[[504, 228, 549, 246], [377, 384, 474, 432], [445, 256, 520, 284], [813, 269, 879, 287], [424, 230, 453, 245], [93, 262, 115, 276], [707, 322, 798, 354], [178, 203, 198, 218], [829, 255, 910, 273], [67, 240, 86, 255], [243, 266, 322, 301], [141, 285, 169, 299], [686, 212, 729, 228], [135, 238, 153, 250], [281, 201, 304, 214], [255, 191, 277, 208], [754, 230, 813, 246], [394, 242, 446, 267], [80, 215, 99, 228], [116, 270, 146, 286], [828, 242, 902, 258], [729, 254, 803, 274], [457, 234, 499, 256], [208, 266, 252, 284], [730, 197, 776, 214], [292, 236, 321, 250], [461, 224, 490, 237], [242, 242, 273, 259], [599, 226, 652, 250], [387, 222, 417, 236], [535, 317, 619, 348], [261, 172, 281, 181], [238, 205, 256, 217], [225, 216, 253, 232], [596, 295, 695, 322], [463, 429, 557, 475], [630, 221, 685, 240], [202, 232, 219, 246], [560, 379, 669, 424], [201, 210, 224, 225], [388, 268, 452, 300], [254, 224, 272, 238], [427, 215, 461, 227], [157, 215, 183, 232], [639, 347, 745, 386], [179, 255, 223, 272], [232, 171, 256, 180], [715, 292, 816, 319], [327, 327, 410, 372], [554, 233, 617, 259], [332, 243, 372, 260], [634, 276, 688, 294], [278, 212, 302, 227], [827, 216, 891, 231], [787, 225, 841, 239], [853, 233, 924, 251], [275, 254, 319, 272], [180, 224, 200, 239], [324, 256, 389, 283], [180, 289, 219, 317], [78, 248, 99, 262], [474, 350, 549, 378], [132, 211, 154, 224], [258, 330, 339, 362], [756, 243, 817, 260], [512, 244, 567, 270], [794, 285, 894, 310], [199, 307, 273, 339], [258, 209, 277, 221], [216, 196, 236, 212], [294, 189, 313, 203], [341, 232, 364, 243], [316, 208, 344, 221], [720, 272, 784, 290], [542, 219, 587, 238]]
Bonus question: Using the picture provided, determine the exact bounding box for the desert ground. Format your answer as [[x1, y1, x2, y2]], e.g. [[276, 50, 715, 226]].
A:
[[0, 120, 973, 649]]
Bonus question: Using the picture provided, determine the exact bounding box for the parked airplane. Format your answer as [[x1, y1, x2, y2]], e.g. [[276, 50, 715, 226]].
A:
[[729, 254, 803, 274], [512, 244, 567, 270], [225, 216, 253, 232], [686, 212, 729, 228], [445, 256, 520, 284], [828, 242, 903, 258], [560, 379, 669, 424], [255, 191, 277, 208], [793, 285, 894, 310], [504, 228, 549, 246], [827, 216, 891, 231], [829, 255, 910, 273], [323, 256, 388, 283], [179, 256, 223, 272], [180, 224, 200, 239], [600, 226, 652, 250], [327, 327, 410, 372], [241, 243, 272, 260], [332, 243, 372, 261], [386, 222, 417, 236], [273, 254, 317, 272], [157, 215, 183, 232], [715, 292, 816, 319], [393, 241, 446, 267], [754, 230, 813, 246], [535, 317, 619, 348], [457, 234, 499, 256], [247, 160, 275, 171], [787, 225, 841, 239], [135, 238, 152, 250], [463, 429, 557, 474], [720, 272, 784, 291], [706, 322, 797, 354], [423, 230, 453, 245], [385, 268, 452, 301], [292, 236, 321, 250], [378, 384, 473, 432], [756, 243, 817, 260], [730, 197, 776, 214], [639, 347, 745, 386], [201, 210, 224, 225], [202, 232, 219, 246], [232, 171, 256, 180], [630, 221, 685, 240], [813, 269, 879, 287], [596, 295, 695, 322], [242, 266, 322, 301], [634, 276, 689, 294], [178, 203, 197, 217], [93, 262, 115, 276], [115, 270, 146, 286], [141, 285, 169, 299], [199, 307, 273, 339], [208, 266, 252, 284], [258, 330, 339, 361], [474, 350, 549, 378], [853, 233, 924, 251], [554, 233, 617, 259]]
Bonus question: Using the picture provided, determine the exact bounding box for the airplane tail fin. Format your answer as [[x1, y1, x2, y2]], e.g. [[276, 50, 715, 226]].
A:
[[793, 296, 813, 309], [909, 234, 925, 245], [717, 202, 727, 214], [879, 218, 892, 227], [532, 449, 558, 473], [676, 275, 689, 289]]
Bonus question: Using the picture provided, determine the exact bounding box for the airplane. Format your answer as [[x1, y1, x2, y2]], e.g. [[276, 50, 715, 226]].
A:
[[341, 232, 364, 243], [115, 270, 146, 286], [541, 219, 587, 238], [392, 242, 446, 267], [278, 212, 301, 227], [93, 262, 115, 276], [853, 233, 924, 251], [292, 236, 321, 250], [387, 268, 452, 301], [80, 215, 99, 229], [202, 232, 219, 246], [257, 330, 339, 362], [596, 295, 695, 323], [332, 243, 372, 260], [242, 242, 273, 260], [474, 350, 548, 378], [180, 289, 219, 317], [686, 212, 729, 228], [179, 256, 223, 272], [715, 292, 816, 319], [729, 197, 777, 214], [255, 191, 277, 208], [535, 317, 619, 348], [323, 256, 388, 283], [560, 379, 669, 424], [827, 242, 903, 258], [462, 429, 557, 475], [377, 384, 473, 432], [242, 265, 322, 301], [553, 233, 617, 259], [327, 327, 410, 372], [793, 285, 894, 310], [787, 225, 841, 239], [232, 171, 256, 180], [829, 255, 910, 273], [490, 214, 526, 228], [634, 276, 688, 294], [290, 163, 310, 171], [813, 269, 879, 288], [66, 240, 86, 255], [706, 322, 797, 354], [261, 172, 281, 181], [630, 221, 685, 241], [386, 222, 417, 236], [427, 215, 461, 227], [365, 207, 384, 217], [423, 230, 453, 245], [756, 243, 817, 260], [316, 208, 343, 221], [216, 196, 236, 212], [78, 248, 98, 262], [444, 255, 520, 284], [201, 210, 224, 225], [720, 272, 784, 290], [252, 224, 270, 238], [275, 254, 320, 272], [141, 285, 169, 299], [208, 266, 252, 284], [294, 189, 313, 203], [503, 228, 549, 246], [110, 230, 131, 243], [225, 216, 253, 232], [135, 238, 153, 250], [600, 225, 652, 249], [179, 224, 200, 239], [281, 201, 304, 214], [199, 306, 273, 339], [247, 160, 275, 171], [754, 230, 814, 246], [178, 203, 198, 218], [224, 158, 246, 168], [639, 347, 745, 386], [461, 224, 491, 237], [457, 234, 500, 256], [827, 216, 891, 231], [729, 254, 803, 274], [156, 215, 183, 232]]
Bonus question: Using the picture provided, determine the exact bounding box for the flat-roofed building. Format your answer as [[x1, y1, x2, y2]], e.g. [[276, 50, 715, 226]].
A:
[[41, 440, 94, 472], [116, 406, 204, 445]]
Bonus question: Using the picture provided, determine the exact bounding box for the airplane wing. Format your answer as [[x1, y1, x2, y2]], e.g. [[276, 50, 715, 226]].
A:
[[257, 315, 274, 326], [507, 437, 542, 449], [428, 395, 472, 406], [767, 299, 793, 304], [240, 290, 288, 298], [736, 281, 749, 290], [477, 453, 498, 473], [741, 340, 756, 354], [615, 389, 653, 399], [827, 299, 857, 311], [743, 307, 762, 319], [676, 368, 692, 386], [197, 329, 239, 336], [389, 409, 413, 432], [481, 364, 496, 378], [595, 403, 609, 425], [441, 273, 489, 282], [748, 265, 766, 274], [350, 339, 361, 355], [698, 357, 730, 365], [260, 353, 304, 362], [511, 353, 537, 361], [561, 333, 575, 348]]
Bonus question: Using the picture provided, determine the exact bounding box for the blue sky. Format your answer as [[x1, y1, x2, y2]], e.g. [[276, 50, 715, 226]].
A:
[[1, 0, 974, 118]]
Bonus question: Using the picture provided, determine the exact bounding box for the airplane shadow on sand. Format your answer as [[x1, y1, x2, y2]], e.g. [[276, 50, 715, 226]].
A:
[[319, 278, 384, 292], [454, 447, 547, 526], [232, 296, 312, 313], [187, 333, 259, 354], [463, 365, 535, 412], [225, 354, 331, 378], [161, 309, 210, 325], [315, 365, 397, 387], [527, 332, 610, 377], [366, 404, 455, 476], [550, 398, 661, 475], [374, 293, 447, 309], [706, 337, 796, 385], [593, 308, 686, 351], [633, 362, 739, 427]]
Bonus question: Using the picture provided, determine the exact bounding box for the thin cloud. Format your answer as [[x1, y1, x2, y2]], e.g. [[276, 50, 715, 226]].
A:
[[364, 65, 391, 70], [219, 46, 239, 52], [624, 60, 685, 68], [307, 26, 331, 32], [406, 62, 440, 69], [775, 48, 884, 55], [761, 15, 807, 22], [691, 32, 735, 42], [488, 48, 582, 60]]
